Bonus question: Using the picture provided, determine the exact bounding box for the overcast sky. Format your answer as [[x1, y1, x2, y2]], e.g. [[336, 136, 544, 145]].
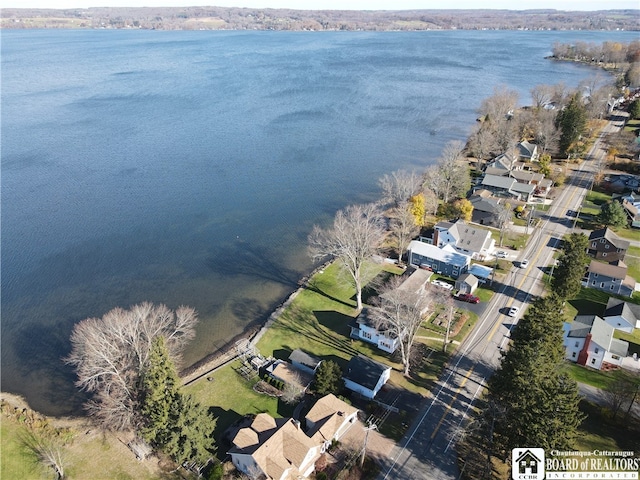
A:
[[6, 0, 640, 10]]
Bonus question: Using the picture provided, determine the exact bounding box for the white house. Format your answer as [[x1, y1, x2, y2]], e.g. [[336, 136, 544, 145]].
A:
[[563, 315, 629, 370], [603, 297, 640, 334], [343, 354, 392, 399], [350, 308, 399, 353], [432, 220, 495, 260]]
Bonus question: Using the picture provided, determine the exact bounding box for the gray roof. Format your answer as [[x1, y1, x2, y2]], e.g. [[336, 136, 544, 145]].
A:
[[517, 141, 538, 159], [470, 196, 502, 214], [397, 267, 431, 293], [289, 349, 322, 369], [482, 174, 517, 189], [588, 228, 631, 250], [442, 220, 493, 254], [509, 170, 544, 184], [456, 273, 478, 287], [568, 315, 629, 357], [510, 182, 536, 194], [343, 355, 391, 391], [604, 297, 640, 325], [567, 315, 598, 338], [408, 241, 471, 268]]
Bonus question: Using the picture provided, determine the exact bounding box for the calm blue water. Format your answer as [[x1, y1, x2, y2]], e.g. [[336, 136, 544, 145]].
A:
[[2, 29, 637, 415]]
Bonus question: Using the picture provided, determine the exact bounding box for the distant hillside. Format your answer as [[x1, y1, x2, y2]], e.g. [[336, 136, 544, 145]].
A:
[[1, 7, 638, 31]]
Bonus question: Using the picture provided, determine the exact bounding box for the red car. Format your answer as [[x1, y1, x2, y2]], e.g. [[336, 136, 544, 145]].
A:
[[456, 293, 480, 304]]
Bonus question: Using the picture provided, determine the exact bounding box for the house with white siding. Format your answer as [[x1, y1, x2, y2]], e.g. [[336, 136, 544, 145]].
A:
[[343, 355, 391, 399], [603, 297, 640, 334], [563, 315, 629, 370]]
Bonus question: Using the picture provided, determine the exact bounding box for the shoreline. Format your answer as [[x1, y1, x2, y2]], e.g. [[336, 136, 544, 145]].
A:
[[180, 259, 335, 386]]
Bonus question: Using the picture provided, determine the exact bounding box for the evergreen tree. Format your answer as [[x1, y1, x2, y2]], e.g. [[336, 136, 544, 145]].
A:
[[140, 336, 181, 447], [552, 233, 590, 300], [487, 295, 583, 458], [164, 394, 217, 465], [629, 99, 640, 120], [140, 336, 216, 465], [556, 93, 587, 158], [598, 201, 628, 229], [314, 360, 342, 396]]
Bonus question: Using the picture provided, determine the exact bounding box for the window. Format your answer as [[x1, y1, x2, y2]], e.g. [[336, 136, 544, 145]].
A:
[[363, 331, 372, 340], [611, 285, 614, 290], [602, 253, 607, 257], [591, 358, 596, 365], [575, 341, 579, 347], [592, 281, 596, 286], [572, 352, 577, 358], [605, 244, 610, 249], [600, 282, 605, 288], [612, 355, 620, 360], [592, 242, 597, 248], [594, 347, 599, 354], [593, 273, 598, 278], [600, 239, 605, 243]]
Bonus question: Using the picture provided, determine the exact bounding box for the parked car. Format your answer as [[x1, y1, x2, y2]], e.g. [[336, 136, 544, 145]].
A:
[[508, 306, 520, 317], [496, 250, 508, 258], [519, 259, 529, 269], [456, 293, 480, 304], [432, 279, 454, 291]]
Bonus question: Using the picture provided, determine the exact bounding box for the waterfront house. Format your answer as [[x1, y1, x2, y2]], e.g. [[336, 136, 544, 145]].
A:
[[433, 220, 495, 260], [563, 315, 629, 370], [229, 414, 320, 480], [350, 308, 399, 354], [516, 140, 539, 162], [587, 228, 630, 263], [603, 297, 640, 333], [229, 394, 358, 480], [288, 349, 322, 376], [343, 354, 392, 399], [583, 260, 635, 297], [479, 174, 536, 202], [407, 241, 471, 279], [469, 193, 504, 227]]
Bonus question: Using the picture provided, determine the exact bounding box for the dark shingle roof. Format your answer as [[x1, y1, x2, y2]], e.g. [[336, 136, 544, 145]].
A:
[[343, 355, 391, 392]]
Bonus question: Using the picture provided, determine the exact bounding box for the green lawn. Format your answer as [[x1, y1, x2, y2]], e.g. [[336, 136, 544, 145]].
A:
[[561, 362, 635, 390]]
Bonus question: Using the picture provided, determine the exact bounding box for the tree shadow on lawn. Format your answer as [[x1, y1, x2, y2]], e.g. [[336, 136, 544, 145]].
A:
[[209, 406, 243, 456], [304, 277, 355, 309]]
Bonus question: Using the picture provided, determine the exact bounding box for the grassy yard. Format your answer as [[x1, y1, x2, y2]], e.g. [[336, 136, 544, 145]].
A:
[[1, 395, 162, 480], [186, 260, 463, 450], [561, 362, 636, 390]]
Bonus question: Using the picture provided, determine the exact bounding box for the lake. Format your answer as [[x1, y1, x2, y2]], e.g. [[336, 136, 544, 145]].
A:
[[1, 28, 637, 415]]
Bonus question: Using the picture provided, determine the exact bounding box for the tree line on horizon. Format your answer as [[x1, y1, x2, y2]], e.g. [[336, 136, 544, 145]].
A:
[[1, 6, 638, 32]]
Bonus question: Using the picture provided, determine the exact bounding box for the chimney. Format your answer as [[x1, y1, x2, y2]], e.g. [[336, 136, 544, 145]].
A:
[[577, 333, 591, 366]]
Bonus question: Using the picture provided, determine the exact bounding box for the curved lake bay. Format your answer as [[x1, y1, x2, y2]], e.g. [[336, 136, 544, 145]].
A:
[[2, 29, 636, 415]]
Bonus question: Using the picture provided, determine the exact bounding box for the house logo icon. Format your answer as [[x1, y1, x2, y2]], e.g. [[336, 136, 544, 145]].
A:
[[512, 448, 545, 480]]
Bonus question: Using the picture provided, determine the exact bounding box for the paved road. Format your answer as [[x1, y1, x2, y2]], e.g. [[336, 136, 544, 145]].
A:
[[377, 112, 626, 480]]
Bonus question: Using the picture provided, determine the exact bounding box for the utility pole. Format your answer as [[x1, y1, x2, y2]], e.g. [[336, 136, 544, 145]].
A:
[[360, 422, 378, 468]]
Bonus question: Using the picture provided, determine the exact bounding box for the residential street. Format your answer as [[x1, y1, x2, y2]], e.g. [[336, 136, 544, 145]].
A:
[[377, 112, 626, 480]]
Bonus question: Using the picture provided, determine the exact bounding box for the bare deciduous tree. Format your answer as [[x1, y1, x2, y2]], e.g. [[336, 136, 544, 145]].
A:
[[308, 203, 385, 312], [467, 123, 497, 169], [389, 200, 420, 264], [378, 169, 422, 207], [494, 202, 512, 247], [65, 302, 197, 431], [281, 373, 305, 405], [531, 84, 557, 110], [369, 275, 435, 376], [21, 429, 66, 480], [424, 141, 471, 204]]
